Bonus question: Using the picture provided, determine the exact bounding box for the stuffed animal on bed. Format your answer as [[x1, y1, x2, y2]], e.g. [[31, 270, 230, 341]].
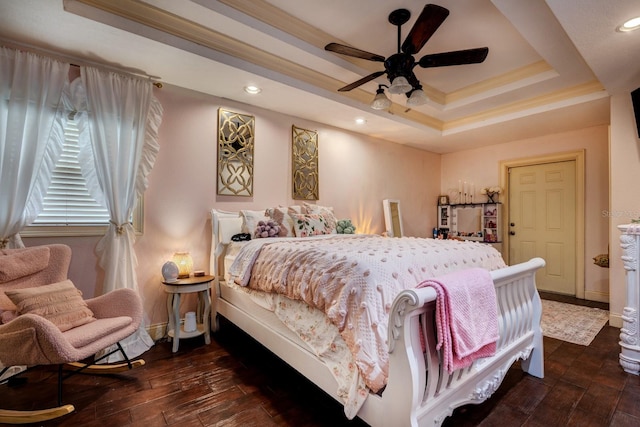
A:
[[336, 219, 356, 234], [255, 220, 281, 238]]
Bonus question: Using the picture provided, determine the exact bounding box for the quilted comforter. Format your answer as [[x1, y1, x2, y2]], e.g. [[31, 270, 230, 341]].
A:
[[227, 234, 506, 393]]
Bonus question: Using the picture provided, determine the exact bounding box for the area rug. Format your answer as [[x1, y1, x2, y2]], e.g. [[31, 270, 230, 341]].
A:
[[540, 299, 609, 346]]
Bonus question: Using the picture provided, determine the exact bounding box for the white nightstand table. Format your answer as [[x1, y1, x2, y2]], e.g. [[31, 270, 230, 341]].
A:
[[162, 275, 214, 353]]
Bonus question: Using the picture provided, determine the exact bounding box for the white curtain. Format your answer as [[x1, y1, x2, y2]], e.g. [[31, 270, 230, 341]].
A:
[[0, 47, 68, 249], [81, 66, 162, 360]]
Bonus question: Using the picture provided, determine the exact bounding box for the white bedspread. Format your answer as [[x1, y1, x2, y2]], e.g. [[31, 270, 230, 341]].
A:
[[228, 235, 506, 390]]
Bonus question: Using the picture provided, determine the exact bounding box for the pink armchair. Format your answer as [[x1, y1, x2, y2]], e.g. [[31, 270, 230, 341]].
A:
[[0, 244, 145, 424]]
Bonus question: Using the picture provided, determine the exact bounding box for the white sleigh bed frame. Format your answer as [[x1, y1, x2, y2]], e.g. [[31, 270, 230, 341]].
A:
[[209, 209, 545, 426]]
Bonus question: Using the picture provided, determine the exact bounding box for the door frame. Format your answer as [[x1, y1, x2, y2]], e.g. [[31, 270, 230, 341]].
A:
[[499, 150, 585, 298]]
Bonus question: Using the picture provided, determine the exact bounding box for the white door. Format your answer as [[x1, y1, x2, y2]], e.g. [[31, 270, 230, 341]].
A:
[[508, 161, 576, 295]]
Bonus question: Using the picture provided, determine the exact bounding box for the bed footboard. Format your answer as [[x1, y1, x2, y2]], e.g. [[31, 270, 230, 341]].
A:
[[379, 257, 545, 427]]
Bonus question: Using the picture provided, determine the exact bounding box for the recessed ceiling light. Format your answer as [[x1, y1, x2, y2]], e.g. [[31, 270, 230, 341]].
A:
[[618, 16, 640, 32], [244, 85, 261, 94], [355, 117, 367, 125]]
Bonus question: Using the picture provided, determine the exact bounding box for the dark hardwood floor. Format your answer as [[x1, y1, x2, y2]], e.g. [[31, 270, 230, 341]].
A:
[[2, 295, 639, 427]]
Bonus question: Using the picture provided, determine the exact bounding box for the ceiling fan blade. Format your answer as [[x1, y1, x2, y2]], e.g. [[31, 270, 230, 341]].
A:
[[325, 43, 386, 62], [418, 47, 489, 68], [401, 4, 450, 55], [338, 71, 386, 92]]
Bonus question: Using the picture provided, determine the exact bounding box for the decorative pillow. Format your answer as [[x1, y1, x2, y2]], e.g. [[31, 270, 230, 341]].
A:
[[302, 203, 338, 233], [290, 213, 333, 237], [218, 216, 243, 243], [265, 207, 296, 237], [254, 220, 281, 238], [5, 279, 96, 332], [240, 209, 268, 234], [0, 246, 50, 283]]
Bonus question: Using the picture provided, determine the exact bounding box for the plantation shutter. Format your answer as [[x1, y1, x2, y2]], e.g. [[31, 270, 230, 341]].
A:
[[32, 118, 110, 226]]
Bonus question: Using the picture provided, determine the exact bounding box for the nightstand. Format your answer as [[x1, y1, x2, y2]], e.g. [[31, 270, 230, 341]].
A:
[[162, 275, 214, 352]]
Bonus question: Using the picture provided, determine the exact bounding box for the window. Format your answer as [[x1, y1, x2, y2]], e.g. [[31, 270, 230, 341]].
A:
[[23, 117, 143, 237]]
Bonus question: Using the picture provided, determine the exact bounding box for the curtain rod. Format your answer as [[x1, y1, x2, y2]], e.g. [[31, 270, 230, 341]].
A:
[[67, 64, 163, 88], [1, 38, 163, 88]]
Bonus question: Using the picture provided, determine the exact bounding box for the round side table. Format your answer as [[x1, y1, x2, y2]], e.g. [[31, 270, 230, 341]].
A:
[[162, 275, 214, 353]]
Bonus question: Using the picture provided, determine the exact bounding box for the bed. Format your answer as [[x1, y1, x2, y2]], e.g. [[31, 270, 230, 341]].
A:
[[209, 208, 545, 426]]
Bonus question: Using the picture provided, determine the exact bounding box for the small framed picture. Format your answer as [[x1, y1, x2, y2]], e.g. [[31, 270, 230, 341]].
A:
[[438, 195, 449, 205]]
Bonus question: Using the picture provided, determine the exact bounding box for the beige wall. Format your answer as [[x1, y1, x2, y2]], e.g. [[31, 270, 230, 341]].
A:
[[24, 83, 626, 331], [609, 94, 640, 327], [25, 84, 441, 326], [440, 125, 610, 304]]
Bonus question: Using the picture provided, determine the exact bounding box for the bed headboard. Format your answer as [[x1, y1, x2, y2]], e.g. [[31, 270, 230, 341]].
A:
[[210, 209, 242, 282]]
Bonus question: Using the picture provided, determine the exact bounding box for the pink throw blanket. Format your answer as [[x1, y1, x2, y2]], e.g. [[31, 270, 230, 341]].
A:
[[417, 268, 499, 373]]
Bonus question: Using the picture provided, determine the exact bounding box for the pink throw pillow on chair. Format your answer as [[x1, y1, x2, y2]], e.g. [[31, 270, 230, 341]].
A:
[[5, 279, 96, 332]]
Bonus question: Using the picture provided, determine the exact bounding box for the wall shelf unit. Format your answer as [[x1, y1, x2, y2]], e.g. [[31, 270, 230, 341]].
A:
[[437, 205, 451, 229], [436, 203, 502, 243], [482, 203, 502, 243]]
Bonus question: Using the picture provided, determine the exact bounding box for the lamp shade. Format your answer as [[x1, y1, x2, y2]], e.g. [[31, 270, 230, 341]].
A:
[[172, 252, 193, 279], [388, 76, 412, 94], [371, 89, 392, 110], [406, 88, 428, 106]]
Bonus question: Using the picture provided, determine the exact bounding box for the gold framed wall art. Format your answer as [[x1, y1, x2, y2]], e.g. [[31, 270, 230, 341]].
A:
[[292, 125, 319, 200], [217, 108, 254, 196]]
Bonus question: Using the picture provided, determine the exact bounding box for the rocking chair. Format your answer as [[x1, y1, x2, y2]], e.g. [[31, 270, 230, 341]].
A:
[[0, 244, 146, 424]]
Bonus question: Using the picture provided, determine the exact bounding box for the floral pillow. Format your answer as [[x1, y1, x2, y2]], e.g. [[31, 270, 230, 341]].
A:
[[290, 213, 334, 237], [303, 202, 338, 233]]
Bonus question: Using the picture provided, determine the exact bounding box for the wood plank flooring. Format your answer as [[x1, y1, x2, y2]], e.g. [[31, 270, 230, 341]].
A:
[[2, 296, 639, 426]]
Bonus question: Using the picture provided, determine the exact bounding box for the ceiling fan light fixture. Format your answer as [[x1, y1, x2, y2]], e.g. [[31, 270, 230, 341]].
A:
[[406, 87, 428, 106], [326, 4, 489, 113], [388, 76, 412, 94], [371, 86, 392, 110]]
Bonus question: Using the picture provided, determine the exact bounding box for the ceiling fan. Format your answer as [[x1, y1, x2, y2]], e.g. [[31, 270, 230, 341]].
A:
[[325, 4, 489, 109]]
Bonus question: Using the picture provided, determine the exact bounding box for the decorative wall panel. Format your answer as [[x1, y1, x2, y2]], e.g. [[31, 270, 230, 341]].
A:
[[292, 125, 318, 200], [217, 108, 254, 196]]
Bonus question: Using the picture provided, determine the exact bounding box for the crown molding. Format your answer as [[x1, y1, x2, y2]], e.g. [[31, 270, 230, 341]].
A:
[[66, 0, 606, 135]]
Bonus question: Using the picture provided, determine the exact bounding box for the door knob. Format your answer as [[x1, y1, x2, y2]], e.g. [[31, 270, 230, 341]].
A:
[[510, 222, 515, 227], [510, 231, 516, 235]]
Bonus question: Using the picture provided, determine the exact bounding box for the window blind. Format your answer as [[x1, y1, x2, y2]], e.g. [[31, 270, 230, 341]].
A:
[[32, 119, 110, 226]]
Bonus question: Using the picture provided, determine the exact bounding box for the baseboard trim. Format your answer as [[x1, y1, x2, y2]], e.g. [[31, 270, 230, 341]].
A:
[[147, 322, 168, 341], [609, 312, 623, 328], [584, 290, 609, 303]]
